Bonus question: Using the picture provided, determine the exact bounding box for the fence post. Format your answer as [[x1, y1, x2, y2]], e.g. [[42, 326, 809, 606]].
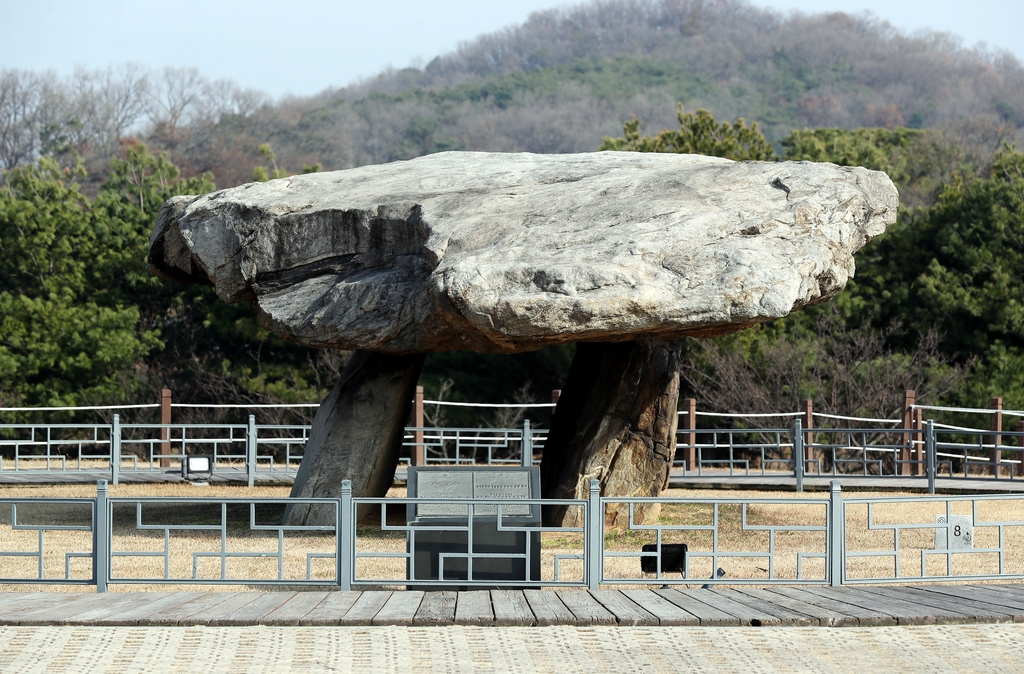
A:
[[412, 386, 425, 467], [94, 480, 109, 593], [110, 414, 120, 486], [926, 419, 936, 494], [587, 478, 602, 590], [802, 399, 814, 473], [339, 479, 353, 590], [829, 480, 843, 587], [521, 419, 533, 467], [901, 390, 915, 475], [682, 398, 697, 473], [1017, 420, 1024, 478], [793, 418, 804, 492], [990, 397, 1003, 478], [913, 408, 924, 476], [246, 414, 257, 488], [159, 388, 172, 468]]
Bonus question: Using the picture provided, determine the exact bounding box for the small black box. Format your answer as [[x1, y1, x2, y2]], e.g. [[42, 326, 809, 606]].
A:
[[640, 543, 687, 573]]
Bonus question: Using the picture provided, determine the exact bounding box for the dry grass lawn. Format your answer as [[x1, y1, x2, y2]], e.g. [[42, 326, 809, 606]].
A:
[[2, 484, 1023, 592]]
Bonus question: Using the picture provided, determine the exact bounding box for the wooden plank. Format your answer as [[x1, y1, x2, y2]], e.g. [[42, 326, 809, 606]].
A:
[[0, 593, 38, 613], [620, 589, 698, 626], [523, 589, 575, 626], [0, 593, 72, 623], [86, 592, 187, 625], [653, 589, 742, 626], [340, 591, 392, 626], [731, 588, 832, 626], [372, 591, 423, 626], [906, 586, 1019, 621], [686, 589, 782, 625], [299, 591, 362, 626], [761, 587, 886, 626], [140, 592, 247, 626], [96, 592, 207, 626], [209, 592, 297, 626], [179, 592, 266, 626], [718, 589, 819, 626], [955, 584, 1024, 614], [588, 590, 658, 626], [960, 584, 1024, 602], [414, 591, 457, 626], [816, 587, 937, 625], [490, 590, 534, 626], [877, 586, 1001, 622], [13, 593, 122, 625], [261, 592, 331, 626], [557, 591, 616, 626], [851, 586, 974, 625], [453, 590, 493, 626]]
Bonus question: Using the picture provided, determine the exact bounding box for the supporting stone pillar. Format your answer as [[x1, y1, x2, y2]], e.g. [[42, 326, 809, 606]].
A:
[[540, 338, 681, 528], [990, 397, 1003, 478], [287, 350, 425, 525]]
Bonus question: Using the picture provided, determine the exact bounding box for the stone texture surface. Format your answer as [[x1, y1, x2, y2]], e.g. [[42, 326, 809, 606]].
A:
[[541, 339, 680, 526], [285, 350, 424, 526], [149, 151, 898, 354]]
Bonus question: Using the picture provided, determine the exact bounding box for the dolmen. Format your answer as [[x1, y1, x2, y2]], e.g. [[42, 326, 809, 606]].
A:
[[148, 151, 898, 525]]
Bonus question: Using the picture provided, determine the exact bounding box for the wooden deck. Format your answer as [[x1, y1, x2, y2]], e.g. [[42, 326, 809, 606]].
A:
[[3, 585, 1024, 627]]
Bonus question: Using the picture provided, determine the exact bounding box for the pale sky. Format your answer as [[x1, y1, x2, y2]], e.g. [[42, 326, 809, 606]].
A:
[[1, 0, 1020, 100]]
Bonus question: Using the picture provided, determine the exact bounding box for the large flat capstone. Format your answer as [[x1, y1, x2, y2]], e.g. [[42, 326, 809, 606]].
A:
[[149, 151, 898, 354]]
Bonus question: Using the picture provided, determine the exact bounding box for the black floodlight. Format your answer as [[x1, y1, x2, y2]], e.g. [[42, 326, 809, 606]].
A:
[[182, 454, 213, 480], [640, 543, 687, 574]]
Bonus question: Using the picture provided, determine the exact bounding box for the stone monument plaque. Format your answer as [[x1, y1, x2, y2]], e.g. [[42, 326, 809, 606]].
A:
[[406, 466, 541, 587], [934, 515, 974, 550], [415, 471, 474, 517]]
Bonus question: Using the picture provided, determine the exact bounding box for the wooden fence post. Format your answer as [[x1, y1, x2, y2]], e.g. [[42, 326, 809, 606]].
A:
[[159, 388, 172, 468], [802, 399, 814, 474], [913, 408, 924, 476], [551, 389, 562, 406], [412, 385, 425, 467], [682, 398, 696, 473], [900, 390, 915, 476], [990, 396, 1003, 478]]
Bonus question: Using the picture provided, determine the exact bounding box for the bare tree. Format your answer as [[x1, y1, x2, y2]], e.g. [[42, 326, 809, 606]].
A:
[[681, 307, 970, 423]]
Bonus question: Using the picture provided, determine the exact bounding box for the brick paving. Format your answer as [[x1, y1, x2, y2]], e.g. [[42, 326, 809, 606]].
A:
[[1, 623, 1023, 673]]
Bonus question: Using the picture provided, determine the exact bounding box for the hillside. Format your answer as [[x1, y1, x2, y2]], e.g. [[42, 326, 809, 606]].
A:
[[3, 0, 1022, 188]]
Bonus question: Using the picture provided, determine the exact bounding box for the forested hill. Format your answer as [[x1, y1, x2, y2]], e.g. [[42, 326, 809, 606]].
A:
[[2, 0, 1022, 187], [3, 0, 1024, 424]]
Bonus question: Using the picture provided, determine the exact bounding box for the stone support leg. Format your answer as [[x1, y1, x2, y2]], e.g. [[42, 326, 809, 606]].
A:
[[540, 338, 680, 527], [286, 350, 425, 526]]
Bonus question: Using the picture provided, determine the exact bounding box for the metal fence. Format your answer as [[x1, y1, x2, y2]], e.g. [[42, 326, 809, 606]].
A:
[[4, 417, 1024, 491], [5, 480, 1024, 591], [679, 420, 1024, 492], [0, 417, 545, 486]]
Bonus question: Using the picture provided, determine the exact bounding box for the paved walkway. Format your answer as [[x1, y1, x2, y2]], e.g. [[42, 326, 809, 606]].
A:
[[1, 623, 1022, 672], [4, 585, 1024, 627]]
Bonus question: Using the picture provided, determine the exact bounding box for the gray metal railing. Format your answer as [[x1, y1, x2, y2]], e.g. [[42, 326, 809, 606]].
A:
[[7, 480, 1024, 591], [0, 417, 543, 486], [5, 417, 1024, 491]]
